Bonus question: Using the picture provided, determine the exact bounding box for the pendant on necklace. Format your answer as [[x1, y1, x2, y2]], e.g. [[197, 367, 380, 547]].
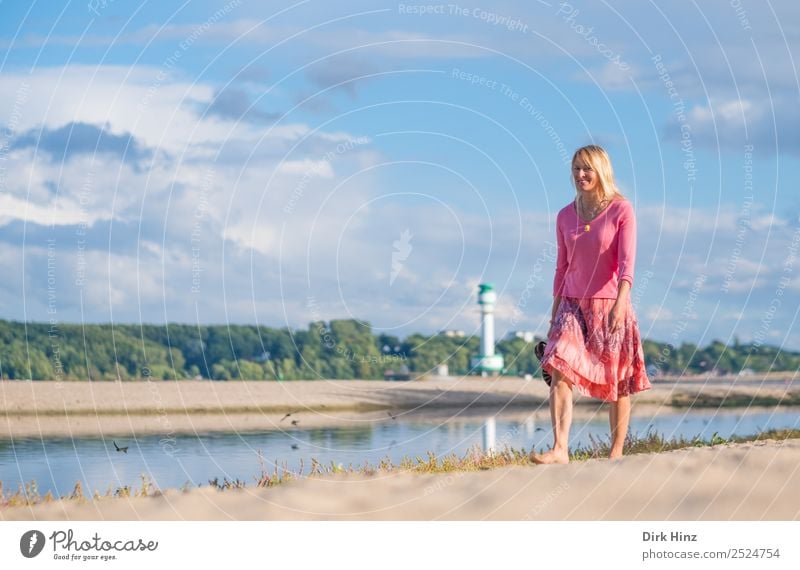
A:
[[584, 224, 590, 232]]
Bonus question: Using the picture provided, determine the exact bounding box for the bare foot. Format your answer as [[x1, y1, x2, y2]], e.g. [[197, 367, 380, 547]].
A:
[[608, 450, 624, 460], [530, 449, 569, 465]]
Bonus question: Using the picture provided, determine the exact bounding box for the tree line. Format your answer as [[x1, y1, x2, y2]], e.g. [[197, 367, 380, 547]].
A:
[[0, 319, 795, 380]]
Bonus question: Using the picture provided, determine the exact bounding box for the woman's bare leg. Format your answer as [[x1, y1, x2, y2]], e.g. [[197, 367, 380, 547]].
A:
[[531, 369, 572, 464], [609, 394, 630, 459]]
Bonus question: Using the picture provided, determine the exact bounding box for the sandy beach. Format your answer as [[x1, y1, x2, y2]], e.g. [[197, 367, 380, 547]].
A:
[[2, 438, 798, 520], [0, 378, 800, 520], [1, 377, 797, 438], [1, 379, 799, 521]]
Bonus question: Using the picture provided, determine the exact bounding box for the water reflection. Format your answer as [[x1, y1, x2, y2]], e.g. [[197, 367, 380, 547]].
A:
[[0, 406, 797, 498], [482, 417, 496, 453]]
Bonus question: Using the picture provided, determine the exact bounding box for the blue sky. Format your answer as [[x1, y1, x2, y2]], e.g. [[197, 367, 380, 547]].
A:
[[0, 0, 799, 350]]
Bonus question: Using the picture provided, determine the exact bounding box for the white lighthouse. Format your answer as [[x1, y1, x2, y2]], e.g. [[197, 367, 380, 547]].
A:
[[471, 283, 504, 376]]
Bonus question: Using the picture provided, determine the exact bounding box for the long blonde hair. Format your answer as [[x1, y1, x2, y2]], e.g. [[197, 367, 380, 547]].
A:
[[571, 145, 625, 203]]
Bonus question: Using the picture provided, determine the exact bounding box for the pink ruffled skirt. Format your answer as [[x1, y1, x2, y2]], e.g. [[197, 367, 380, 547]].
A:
[[541, 296, 651, 402]]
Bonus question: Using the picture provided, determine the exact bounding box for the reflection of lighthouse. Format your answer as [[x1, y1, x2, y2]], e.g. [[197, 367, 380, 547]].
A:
[[471, 283, 504, 376]]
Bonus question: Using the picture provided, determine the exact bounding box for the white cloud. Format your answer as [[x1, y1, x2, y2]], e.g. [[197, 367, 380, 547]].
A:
[[664, 95, 799, 156], [0, 65, 348, 160], [645, 305, 672, 321], [276, 159, 335, 177], [0, 193, 91, 227], [223, 224, 278, 257]]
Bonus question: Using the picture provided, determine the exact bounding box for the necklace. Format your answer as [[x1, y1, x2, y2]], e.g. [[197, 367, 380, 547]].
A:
[[577, 196, 608, 232]]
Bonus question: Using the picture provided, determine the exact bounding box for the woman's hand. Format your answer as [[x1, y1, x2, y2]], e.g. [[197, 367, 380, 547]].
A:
[[608, 302, 624, 334], [609, 281, 630, 335]]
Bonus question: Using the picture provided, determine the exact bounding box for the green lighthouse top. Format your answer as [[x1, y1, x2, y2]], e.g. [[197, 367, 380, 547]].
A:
[[477, 283, 497, 305]]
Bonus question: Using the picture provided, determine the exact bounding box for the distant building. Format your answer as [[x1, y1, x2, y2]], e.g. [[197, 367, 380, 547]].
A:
[[439, 330, 465, 338], [384, 364, 411, 381], [506, 330, 536, 343]]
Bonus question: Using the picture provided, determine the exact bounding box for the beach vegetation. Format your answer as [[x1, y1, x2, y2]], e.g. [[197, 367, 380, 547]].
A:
[[0, 319, 797, 381]]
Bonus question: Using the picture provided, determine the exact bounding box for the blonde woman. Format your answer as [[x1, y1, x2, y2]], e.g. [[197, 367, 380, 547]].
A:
[[532, 145, 651, 464]]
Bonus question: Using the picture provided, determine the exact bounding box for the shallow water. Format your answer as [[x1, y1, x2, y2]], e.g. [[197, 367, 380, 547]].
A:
[[1, 407, 798, 498]]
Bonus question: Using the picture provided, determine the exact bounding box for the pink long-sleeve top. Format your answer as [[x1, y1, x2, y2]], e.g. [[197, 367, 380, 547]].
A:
[[553, 198, 636, 299]]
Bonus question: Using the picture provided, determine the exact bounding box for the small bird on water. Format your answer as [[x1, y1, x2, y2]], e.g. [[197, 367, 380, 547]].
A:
[[113, 441, 128, 453]]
